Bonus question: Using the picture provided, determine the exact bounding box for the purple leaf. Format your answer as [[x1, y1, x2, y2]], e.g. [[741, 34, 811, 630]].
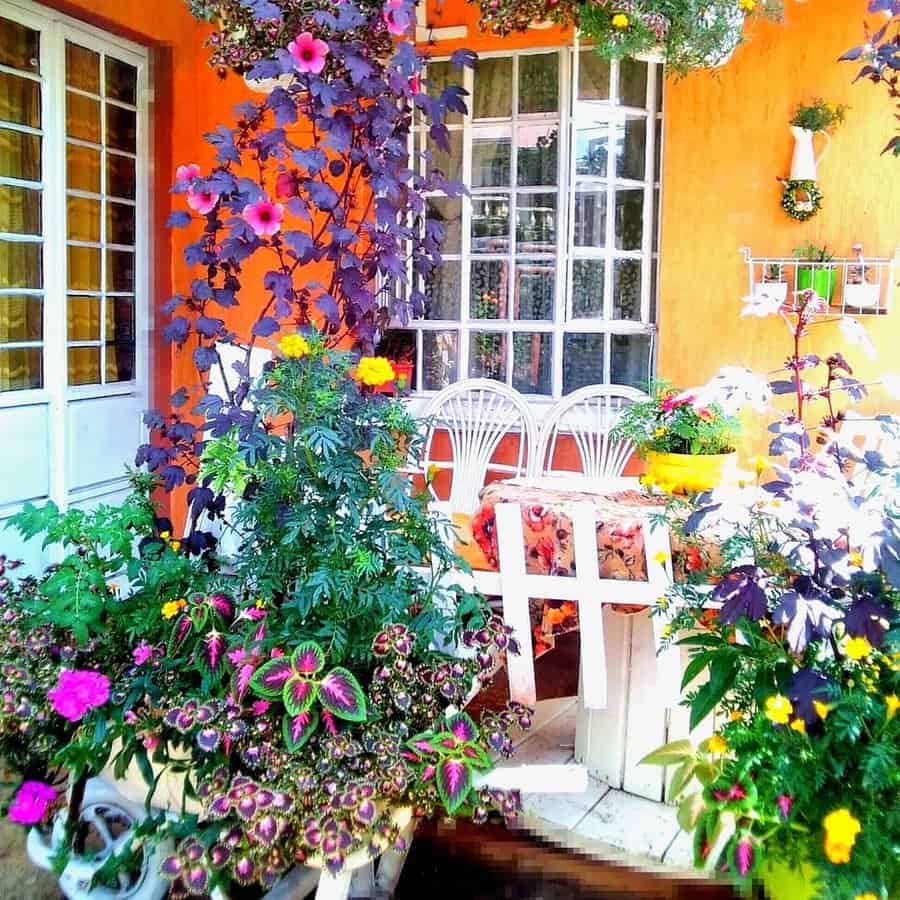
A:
[[291, 641, 325, 675], [167, 210, 191, 228], [250, 658, 295, 699], [252, 316, 281, 338], [436, 758, 472, 814], [160, 856, 183, 879], [446, 712, 478, 744], [196, 728, 221, 753], [233, 856, 256, 886], [319, 667, 367, 722], [713, 566, 769, 625], [253, 814, 281, 847], [236, 796, 257, 821], [282, 709, 319, 752], [209, 844, 231, 868], [207, 796, 231, 819], [283, 676, 317, 716], [185, 865, 208, 895], [207, 593, 234, 622], [193, 345, 219, 372], [197, 632, 226, 678]]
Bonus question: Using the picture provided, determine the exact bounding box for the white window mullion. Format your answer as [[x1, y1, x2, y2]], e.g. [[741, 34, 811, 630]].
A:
[[640, 62, 656, 326]]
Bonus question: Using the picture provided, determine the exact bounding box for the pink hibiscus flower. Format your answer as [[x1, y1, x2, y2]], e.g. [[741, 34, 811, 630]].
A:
[[243, 198, 284, 237], [8, 781, 56, 825], [175, 163, 201, 183], [48, 669, 111, 722], [383, 0, 410, 36], [287, 32, 330, 75], [187, 188, 220, 215]]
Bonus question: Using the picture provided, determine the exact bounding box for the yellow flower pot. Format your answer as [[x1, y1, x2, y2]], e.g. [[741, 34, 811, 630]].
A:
[[641, 451, 737, 495]]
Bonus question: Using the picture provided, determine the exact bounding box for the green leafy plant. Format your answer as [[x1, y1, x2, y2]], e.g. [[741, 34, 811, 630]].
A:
[[790, 98, 848, 132], [793, 242, 834, 263]]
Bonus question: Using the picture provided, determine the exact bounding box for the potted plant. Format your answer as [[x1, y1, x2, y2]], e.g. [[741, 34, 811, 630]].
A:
[[788, 98, 847, 182], [754, 262, 788, 304], [609, 380, 740, 494], [794, 243, 838, 303], [843, 243, 882, 312]]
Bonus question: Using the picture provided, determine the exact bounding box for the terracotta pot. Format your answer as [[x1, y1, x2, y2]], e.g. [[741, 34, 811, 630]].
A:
[[641, 451, 738, 495]]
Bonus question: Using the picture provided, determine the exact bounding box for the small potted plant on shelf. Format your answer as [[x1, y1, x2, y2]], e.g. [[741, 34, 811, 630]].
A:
[[754, 262, 788, 304], [788, 98, 847, 182], [793, 243, 838, 303], [609, 380, 740, 494], [843, 243, 882, 312]]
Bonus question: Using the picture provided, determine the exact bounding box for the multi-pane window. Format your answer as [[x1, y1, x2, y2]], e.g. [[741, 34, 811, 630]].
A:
[[390, 49, 662, 399], [0, 7, 145, 394]]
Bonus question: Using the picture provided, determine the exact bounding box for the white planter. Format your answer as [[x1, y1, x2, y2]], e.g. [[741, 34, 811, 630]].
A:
[[754, 281, 788, 304], [843, 282, 882, 312], [789, 126, 830, 182]]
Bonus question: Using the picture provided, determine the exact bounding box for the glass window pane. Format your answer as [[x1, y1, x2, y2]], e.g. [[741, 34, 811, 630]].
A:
[[563, 333, 605, 393], [424, 130, 462, 183], [517, 124, 558, 187], [516, 192, 556, 251], [572, 259, 605, 319], [68, 246, 101, 291], [107, 250, 135, 292], [376, 329, 416, 389], [426, 60, 463, 126], [613, 259, 642, 320], [424, 260, 460, 320], [67, 196, 101, 242], [67, 346, 100, 385], [0, 18, 39, 73], [66, 43, 100, 93], [513, 332, 551, 394], [654, 65, 664, 114], [471, 196, 510, 254], [67, 143, 101, 193], [426, 198, 461, 255], [105, 56, 137, 104], [0, 72, 40, 127], [106, 104, 136, 153], [0, 240, 41, 288], [515, 262, 554, 321], [518, 53, 558, 114], [107, 202, 135, 245], [575, 126, 608, 178], [574, 191, 607, 248], [67, 296, 101, 341], [469, 331, 506, 382], [107, 153, 136, 199], [578, 51, 610, 101], [0, 294, 42, 342], [474, 57, 512, 119], [615, 189, 643, 251], [471, 133, 511, 188], [0, 185, 41, 234], [106, 297, 134, 343], [66, 91, 100, 142], [423, 330, 458, 390], [0, 347, 42, 391], [470, 260, 509, 319], [0, 128, 40, 181], [611, 333, 651, 389], [619, 58, 648, 109], [617, 117, 646, 181], [106, 343, 134, 382]]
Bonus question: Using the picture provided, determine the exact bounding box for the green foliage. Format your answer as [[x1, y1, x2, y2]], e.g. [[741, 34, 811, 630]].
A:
[[790, 98, 847, 132], [793, 242, 834, 263]]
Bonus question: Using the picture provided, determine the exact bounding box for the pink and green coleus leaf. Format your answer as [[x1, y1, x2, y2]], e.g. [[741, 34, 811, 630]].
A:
[[282, 709, 319, 753], [167, 615, 193, 656], [290, 641, 325, 676], [436, 757, 473, 815], [406, 732, 449, 756], [249, 658, 295, 699], [318, 667, 367, 722], [461, 743, 492, 770], [196, 632, 226, 679], [446, 712, 479, 744], [283, 676, 317, 717]]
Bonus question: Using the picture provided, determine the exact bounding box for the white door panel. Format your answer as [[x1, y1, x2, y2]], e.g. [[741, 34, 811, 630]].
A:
[[0, 402, 51, 507]]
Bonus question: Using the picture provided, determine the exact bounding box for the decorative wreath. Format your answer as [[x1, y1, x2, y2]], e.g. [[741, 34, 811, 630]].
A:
[[781, 179, 823, 221]]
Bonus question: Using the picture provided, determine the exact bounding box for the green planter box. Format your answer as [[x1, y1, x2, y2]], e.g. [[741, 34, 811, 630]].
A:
[[796, 265, 837, 301]]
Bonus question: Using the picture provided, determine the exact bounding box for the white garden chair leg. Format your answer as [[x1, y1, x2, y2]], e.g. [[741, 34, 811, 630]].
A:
[[348, 861, 375, 898], [263, 866, 321, 899], [315, 870, 353, 900], [374, 819, 416, 898]]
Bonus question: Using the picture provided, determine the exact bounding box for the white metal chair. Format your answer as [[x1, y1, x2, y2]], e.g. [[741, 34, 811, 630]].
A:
[[533, 384, 648, 479]]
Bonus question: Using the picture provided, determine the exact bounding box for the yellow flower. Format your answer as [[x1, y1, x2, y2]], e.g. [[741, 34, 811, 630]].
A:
[[707, 734, 728, 755], [822, 808, 861, 864], [611, 12, 629, 28], [753, 455, 766, 476], [161, 598, 187, 620], [729, 710, 743, 722], [654, 427, 667, 438], [789, 718, 806, 734], [855, 893, 878, 900], [764, 694, 793, 725], [886, 694, 900, 720], [278, 333, 311, 359], [660, 624, 673, 640], [255, 598, 266, 609], [354, 356, 396, 388], [426, 463, 441, 484], [847, 550, 864, 568], [845, 636, 873, 661], [159, 530, 171, 541], [813, 700, 831, 721], [652, 550, 669, 564], [739, 0, 755, 11], [169, 540, 181, 552]]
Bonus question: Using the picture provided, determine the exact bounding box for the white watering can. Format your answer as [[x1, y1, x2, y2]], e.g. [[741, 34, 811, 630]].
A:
[[789, 126, 831, 182]]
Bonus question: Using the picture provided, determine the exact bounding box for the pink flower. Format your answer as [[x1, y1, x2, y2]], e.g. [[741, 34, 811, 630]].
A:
[[271, 648, 285, 658], [142, 734, 159, 751], [187, 188, 219, 215], [8, 781, 56, 825], [408, 73, 421, 95], [383, 0, 410, 36], [776, 794, 793, 819], [252, 700, 271, 716], [243, 199, 284, 237], [287, 32, 330, 75], [124, 711, 138, 725], [132, 641, 153, 666], [175, 163, 201, 183], [48, 669, 110, 722], [660, 393, 694, 413]]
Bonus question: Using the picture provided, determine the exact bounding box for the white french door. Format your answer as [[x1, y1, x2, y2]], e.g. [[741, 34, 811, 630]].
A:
[[0, 0, 150, 572]]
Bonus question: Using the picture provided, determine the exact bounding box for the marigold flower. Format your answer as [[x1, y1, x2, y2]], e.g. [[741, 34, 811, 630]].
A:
[[169, 540, 181, 552], [426, 463, 441, 484], [789, 717, 806, 734], [652, 550, 668, 564], [355, 356, 396, 388], [854, 894, 878, 900], [729, 710, 743, 722], [287, 31, 330, 75], [611, 12, 629, 28], [813, 699, 831, 721], [654, 427, 667, 437], [707, 734, 727, 755], [845, 636, 872, 660], [162, 598, 187, 620], [764, 694, 793, 725], [159, 530, 171, 540], [739, 0, 756, 11], [278, 334, 311, 359], [822, 808, 860, 864], [886, 694, 900, 720]]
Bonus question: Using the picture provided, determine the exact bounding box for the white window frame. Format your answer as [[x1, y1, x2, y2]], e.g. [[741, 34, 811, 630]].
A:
[[0, 0, 151, 514], [404, 46, 663, 410]]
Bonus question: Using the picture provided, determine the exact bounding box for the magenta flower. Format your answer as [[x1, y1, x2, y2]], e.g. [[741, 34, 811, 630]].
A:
[[252, 700, 271, 716], [187, 188, 219, 215], [175, 163, 201, 183], [242, 199, 284, 238], [8, 781, 56, 825], [776, 794, 794, 819], [660, 393, 694, 413], [132, 641, 153, 666], [287, 32, 330, 75], [48, 669, 111, 722], [383, 0, 410, 36]]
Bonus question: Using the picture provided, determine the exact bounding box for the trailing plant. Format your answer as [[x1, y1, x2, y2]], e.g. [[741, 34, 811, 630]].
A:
[[790, 97, 848, 132]]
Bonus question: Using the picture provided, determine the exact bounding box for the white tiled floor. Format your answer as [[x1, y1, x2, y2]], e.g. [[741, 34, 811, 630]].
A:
[[500, 697, 698, 875]]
